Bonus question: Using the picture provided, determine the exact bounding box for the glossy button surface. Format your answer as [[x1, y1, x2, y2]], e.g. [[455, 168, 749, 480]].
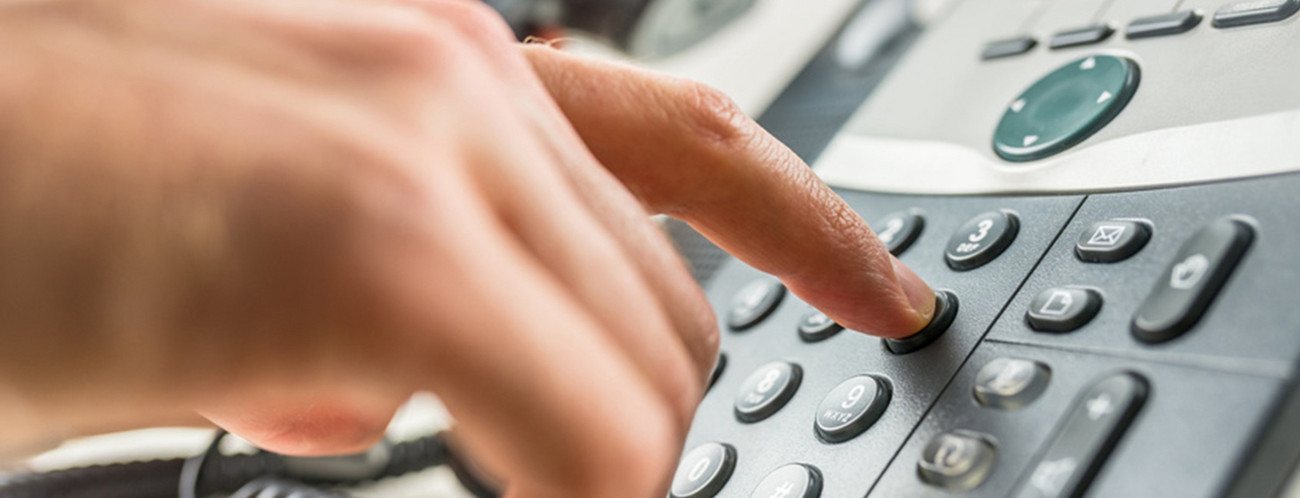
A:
[[1026, 287, 1102, 333], [815, 375, 891, 443], [973, 358, 1050, 410], [727, 279, 786, 331], [749, 464, 822, 498], [734, 361, 802, 422], [798, 309, 843, 342], [671, 442, 736, 498], [1075, 220, 1151, 263], [945, 211, 1019, 271], [873, 210, 925, 255], [1132, 217, 1253, 343], [993, 55, 1139, 162], [918, 430, 998, 491]]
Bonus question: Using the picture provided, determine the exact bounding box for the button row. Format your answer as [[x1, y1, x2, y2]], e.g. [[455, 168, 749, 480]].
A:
[[671, 444, 822, 498], [734, 362, 892, 440], [981, 0, 1295, 60]]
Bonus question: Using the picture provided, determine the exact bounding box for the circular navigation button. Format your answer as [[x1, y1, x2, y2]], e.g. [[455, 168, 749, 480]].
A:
[[734, 361, 802, 423], [973, 358, 1050, 410], [993, 55, 1139, 162], [815, 375, 891, 443], [727, 278, 786, 331], [798, 309, 843, 342], [945, 210, 1019, 271], [873, 210, 925, 255], [750, 464, 822, 498], [671, 442, 737, 498]]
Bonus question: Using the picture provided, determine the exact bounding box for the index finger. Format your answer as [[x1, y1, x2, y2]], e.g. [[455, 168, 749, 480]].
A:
[[522, 46, 934, 338]]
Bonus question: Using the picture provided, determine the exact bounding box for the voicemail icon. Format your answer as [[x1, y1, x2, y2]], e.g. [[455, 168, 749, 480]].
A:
[[1086, 224, 1127, 246]]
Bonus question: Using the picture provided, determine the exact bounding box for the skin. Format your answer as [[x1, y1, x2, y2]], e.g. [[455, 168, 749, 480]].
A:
[[0, 0, 934, 496]]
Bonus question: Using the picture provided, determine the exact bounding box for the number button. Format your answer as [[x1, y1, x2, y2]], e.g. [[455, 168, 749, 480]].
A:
[[671, 442, 737, 498], [798, 309, 843, 342], [749, 464, 822, 498], [873, 210, 925, 255], [735, 362, 802, 423], [728, 279, 787, 331], [945, 210, 1020, 271], [814, 375, 891, 443]]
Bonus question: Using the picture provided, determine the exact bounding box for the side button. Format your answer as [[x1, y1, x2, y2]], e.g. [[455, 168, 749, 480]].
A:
[[1213, 0, 1299, 27], [1049, 24, 1115, 49], [982, 36, 1038, 60], [1132, 217, 1253, 343], [671, 443, 737, 498], [1016, 373, 1147, 498], [884, 290, 958, 354], [1127, 10, 1202, 39]]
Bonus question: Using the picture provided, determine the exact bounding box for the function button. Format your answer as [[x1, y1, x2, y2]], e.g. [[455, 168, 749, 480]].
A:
[[1026, 287, 1102, 333], [993, 55, 1139, 162], [873, 210, 925, 256], [1075, 220, 1151, 263], [707, 353, 727, 391], [671, 442, 737, 498], [884, 290, 959, 354], [798, 309, 843, 342], [917, 430, 998, 491], [1048, 24, 1115, 49], [1213, 0, 1299, 27], [734, 361, 802, 423], [749, 464, 822, 498], [1015, 373, 1147, 498], [974, 358, 1050, 410], [1127, 10, 1202, 39], [1132, 217, 1254, 343], [814, 375, 891, 443], [728, 278, 786, 331], [982, 36, 1038, 60], [945, 211, 1019, 271]]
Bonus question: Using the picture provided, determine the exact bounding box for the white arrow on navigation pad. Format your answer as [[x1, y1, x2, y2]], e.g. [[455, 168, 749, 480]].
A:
[[1023, 135, 1039, 146]]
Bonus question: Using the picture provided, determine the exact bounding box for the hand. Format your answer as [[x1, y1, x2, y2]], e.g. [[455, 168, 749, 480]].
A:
[[0, 1, 932, 496]]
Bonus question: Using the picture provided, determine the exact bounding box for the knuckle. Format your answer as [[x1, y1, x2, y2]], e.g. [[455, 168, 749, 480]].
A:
[[676, 80, 752, 148]]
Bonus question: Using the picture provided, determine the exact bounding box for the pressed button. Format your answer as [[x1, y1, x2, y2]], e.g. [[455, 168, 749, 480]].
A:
[[917, 430, 998, 491], [749, 464, 822, 498], [798, 309, 843, 342], [884, 290, 959, 354], [982, 36, 1037, 60], [973, 358, 1050, 410], [1016, 373, 1147, 498], [671, 442, 736, 498], [1132, 217, 1254, 343], [945, 211, 1019, 270], [728, 279, 786, 331], [707, 353, 727, 391], [1026, 287, 1102, 333], [1127, 10, 1202, 39], [1075, 220, 1151, 263], [873, 210, 925, 255], [1213, 0, 1299, 27], [734, 362, 802, 422], [814, 375, 891, 443], [1048, 24, 1115, 49], [993, 56, 1139, 162]]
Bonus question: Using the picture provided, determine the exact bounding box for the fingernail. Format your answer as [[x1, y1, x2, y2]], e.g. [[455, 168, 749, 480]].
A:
[[891, 256, 935, 320]]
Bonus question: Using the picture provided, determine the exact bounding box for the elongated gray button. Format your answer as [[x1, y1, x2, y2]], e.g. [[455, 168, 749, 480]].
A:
[[1213, 0, 1299, 27], [1015, 373, 1147, 498], [1132, 217, 1253, 343], [1127, 10, 1202, 38]]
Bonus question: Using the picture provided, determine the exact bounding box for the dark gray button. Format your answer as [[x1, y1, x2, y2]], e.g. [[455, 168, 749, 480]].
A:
[[974, 358, 1050, 410], [798, 309, 842, 342], [749, 464, 822, 498], [707, 353, 727, 391], [918, 430, 998, 491], [1127, 10, 1202, 39], [671, 442, 736, 498], [728, 279, 786, 331], [982, 37, 1038, 60], [1026, 287, 1102, 333], [945, 211, 1019, 270], [815, 375, 891, 443], [884, 290, 959, 354], [1015, 373, 1147, 498], [734, 361, 802, 422], [1213, 0, 1299, 27], [1049, 24, 1115, 49], [873, 210, 925, 255], [1075, 220, 1151, 263], [1132, 217, 1254, 343]]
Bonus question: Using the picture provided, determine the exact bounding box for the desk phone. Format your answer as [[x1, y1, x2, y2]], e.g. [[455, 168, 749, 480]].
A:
[[667, 0, 1300, 496]]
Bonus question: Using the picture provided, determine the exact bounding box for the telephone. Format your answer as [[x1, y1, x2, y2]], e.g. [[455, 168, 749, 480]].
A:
[[668, 0, 1300, 496]]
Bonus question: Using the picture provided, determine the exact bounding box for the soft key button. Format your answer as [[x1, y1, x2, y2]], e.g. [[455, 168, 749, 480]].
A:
[[1132, 217, 1253, 343], [749, 464, 822, 498]]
